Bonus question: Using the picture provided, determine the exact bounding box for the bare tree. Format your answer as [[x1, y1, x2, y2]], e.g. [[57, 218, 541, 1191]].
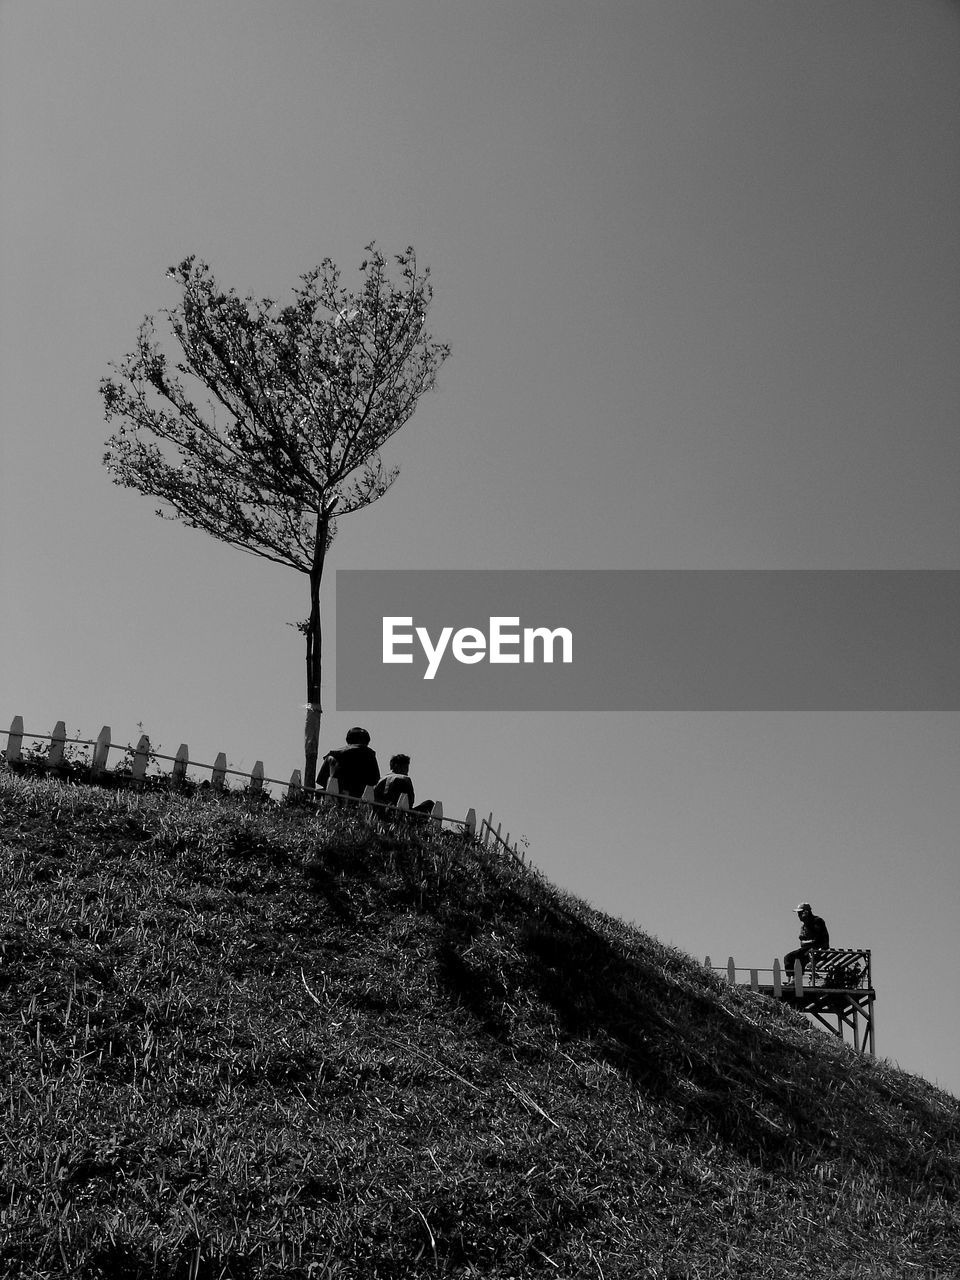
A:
[[101, 247, 449, 787]]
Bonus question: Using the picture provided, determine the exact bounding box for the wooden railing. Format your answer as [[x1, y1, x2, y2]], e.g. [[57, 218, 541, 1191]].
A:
[[0, 715, 526, 862], [706, 949, 872, 997], [477, 815, 526, 864]]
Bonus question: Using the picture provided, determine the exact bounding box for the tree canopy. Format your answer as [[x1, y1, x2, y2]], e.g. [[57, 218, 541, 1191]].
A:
[[102, 246, 449, 569], [101, 246, 449, 785]]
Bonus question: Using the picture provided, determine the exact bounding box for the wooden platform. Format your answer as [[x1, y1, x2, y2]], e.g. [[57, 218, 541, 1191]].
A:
[[707, 949, 876, 1056]]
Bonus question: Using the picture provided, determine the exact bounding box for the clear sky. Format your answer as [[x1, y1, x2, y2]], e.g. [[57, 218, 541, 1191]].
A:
[[2, 1, 958, 1094]]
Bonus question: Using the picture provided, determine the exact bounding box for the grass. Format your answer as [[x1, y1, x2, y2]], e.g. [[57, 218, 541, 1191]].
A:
[[0, 767, 958, 1278]]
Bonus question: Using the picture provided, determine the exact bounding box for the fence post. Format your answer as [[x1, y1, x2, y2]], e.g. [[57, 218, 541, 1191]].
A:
[[172, 745, 189, 786], [288, 770, 302, 799], [397, 793, 410, 811], [48, 722, 67, 769], [249, 762, 264, 795], [772, 958, 782, 997], [704, 955, 712, 970], [361, 785, 376, 804], [211, 753, 227, 791], [5, 716, 24, 764], [463, 808, 476, 836], [131, 735, 150, 782], [431, 800, 443, 822], [749, 968, 759, 991], [727, 957, 736, 985], [91, 726, 111, 778], [793, 960, 804, 995]]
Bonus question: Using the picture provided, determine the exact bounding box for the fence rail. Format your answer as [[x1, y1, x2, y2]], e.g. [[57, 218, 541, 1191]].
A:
[[1, 715, 526, 862], [705, 949, 873, 997]]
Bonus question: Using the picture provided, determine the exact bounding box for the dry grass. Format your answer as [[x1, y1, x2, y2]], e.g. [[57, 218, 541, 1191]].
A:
[[0, 768, 958, 1278]]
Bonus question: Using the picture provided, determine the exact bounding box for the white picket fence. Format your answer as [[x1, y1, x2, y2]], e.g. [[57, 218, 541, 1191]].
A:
[[0, 715, 526, 863], [705, 955, 805, 998], [705, 950, 871, 997]]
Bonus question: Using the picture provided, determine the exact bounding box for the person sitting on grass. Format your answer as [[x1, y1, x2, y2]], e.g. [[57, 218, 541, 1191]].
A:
[[373, 754, 434, 815], [317, 727, 380, 799]]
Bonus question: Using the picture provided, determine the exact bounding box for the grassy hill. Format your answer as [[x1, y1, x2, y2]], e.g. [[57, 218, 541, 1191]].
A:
[[0, 768, 958, 1279]]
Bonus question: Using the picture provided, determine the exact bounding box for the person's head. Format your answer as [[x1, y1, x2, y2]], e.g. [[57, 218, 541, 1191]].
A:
[[795, 902, 813, 919], [389, 753, 410, 774], [345, 727, 371, 746]]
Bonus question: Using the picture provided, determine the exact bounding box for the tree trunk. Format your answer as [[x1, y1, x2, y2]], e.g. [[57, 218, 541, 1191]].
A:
[[302, 513, 329, 790]]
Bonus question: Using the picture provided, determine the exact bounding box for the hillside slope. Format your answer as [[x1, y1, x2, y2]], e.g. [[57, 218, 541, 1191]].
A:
[[0, 770, 958, 1279]]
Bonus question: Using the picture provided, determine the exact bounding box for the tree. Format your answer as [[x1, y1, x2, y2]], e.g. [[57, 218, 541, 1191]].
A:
[[101, 247, 449, 788]]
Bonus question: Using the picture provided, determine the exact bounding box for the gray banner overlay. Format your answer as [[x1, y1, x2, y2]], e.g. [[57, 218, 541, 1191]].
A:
[[334, 570, 960, 711]]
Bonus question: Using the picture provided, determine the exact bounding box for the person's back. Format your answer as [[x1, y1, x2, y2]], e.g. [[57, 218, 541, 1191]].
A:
[[373, 753, 433, 816], [318, 727, 380, 798], [374, 753, 415, 808], [373, 771, 415, 807], [330, 744, 379, 798]]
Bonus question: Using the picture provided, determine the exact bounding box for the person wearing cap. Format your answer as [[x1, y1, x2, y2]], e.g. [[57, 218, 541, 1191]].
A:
[[783, 902, 830, 978], [317, 727, 380, 798]]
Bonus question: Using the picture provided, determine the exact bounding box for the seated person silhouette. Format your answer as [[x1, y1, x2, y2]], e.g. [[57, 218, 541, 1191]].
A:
[[783, 902, 829, 980], [318, 727, 380, 799], [373, 754, 434, 816]]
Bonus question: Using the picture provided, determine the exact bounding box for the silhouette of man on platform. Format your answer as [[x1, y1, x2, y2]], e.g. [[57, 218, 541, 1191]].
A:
[[783, 902, 829, 978]]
